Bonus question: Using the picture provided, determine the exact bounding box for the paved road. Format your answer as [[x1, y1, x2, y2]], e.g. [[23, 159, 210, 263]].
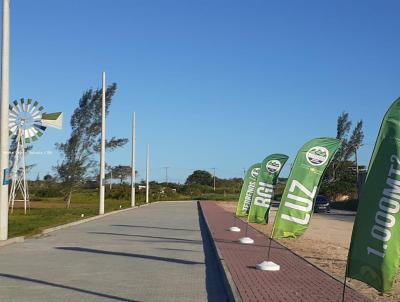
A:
[[0, 201, 228, 302]]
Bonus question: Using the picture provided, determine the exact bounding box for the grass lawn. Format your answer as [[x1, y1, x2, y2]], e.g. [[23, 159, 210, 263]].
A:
[[7, 186, 239, 238], [8, 191, 148, 238]]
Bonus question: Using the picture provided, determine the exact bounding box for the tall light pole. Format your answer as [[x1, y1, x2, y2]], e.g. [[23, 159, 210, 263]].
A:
[[131, 112, 136, 207], [0, 0, 10, 240], [99, 72, 106, 215], [146, 144, 150, 203], [212, 168, 216, 191], [109, 168, 113, 190], [163, 166, 169, 185]]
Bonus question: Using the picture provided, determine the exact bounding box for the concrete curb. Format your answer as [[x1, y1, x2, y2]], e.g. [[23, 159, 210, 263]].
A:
[[1, 201, 162, 247], [198, 201, 242, 302], [0, 236, 24, 247]]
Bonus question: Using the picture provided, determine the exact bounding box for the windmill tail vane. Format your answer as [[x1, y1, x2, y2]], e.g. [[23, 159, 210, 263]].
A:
[[8, 98, 63, 214]]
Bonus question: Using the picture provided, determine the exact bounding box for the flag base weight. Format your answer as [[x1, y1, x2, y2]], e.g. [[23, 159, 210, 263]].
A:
[[228, 226, 241, 232], [239, 237, 254, 244], [256, 261, 280, 271]]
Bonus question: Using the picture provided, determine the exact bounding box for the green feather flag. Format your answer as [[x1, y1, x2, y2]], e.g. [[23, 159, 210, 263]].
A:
[[248, 154, 288, 224], [347, 98, 400, 293]]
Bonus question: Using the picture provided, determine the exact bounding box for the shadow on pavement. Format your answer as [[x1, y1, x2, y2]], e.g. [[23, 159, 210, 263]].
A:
[[56, 247, 204, 265], [120, 239, 203, 245], [0, 273, 139, 302], [87, 231, 202, 244], [198, 206, 229, 302], [112, 224, 199, 232], [156, 247, 200, 253]]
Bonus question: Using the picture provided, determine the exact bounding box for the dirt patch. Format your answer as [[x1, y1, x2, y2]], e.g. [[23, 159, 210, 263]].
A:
[[218, 201, 400, 302]]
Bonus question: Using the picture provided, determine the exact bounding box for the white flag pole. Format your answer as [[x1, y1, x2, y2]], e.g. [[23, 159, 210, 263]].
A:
[[0, 0, 10, 240], [131, 112, 136, 207], [99, 72, 106, 215], [146, 144, 150, 204]]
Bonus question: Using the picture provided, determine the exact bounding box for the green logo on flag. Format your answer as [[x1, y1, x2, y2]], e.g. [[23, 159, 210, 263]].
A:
[[266, 160, 282, 173], [306, 146, 329, 166]]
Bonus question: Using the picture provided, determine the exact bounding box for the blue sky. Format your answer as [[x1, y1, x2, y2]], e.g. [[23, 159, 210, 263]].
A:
[[7, 0, 400, 183]]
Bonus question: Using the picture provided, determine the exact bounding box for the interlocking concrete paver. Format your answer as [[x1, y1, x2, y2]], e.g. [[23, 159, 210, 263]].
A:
[[200, 201, 370, 302], [0, 201, 228, 302]]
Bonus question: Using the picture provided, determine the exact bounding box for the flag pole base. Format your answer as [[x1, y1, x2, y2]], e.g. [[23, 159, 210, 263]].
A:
[[256, 261, 280, 271], [228, 226, 241, 232], [239, 237, 254, 244]]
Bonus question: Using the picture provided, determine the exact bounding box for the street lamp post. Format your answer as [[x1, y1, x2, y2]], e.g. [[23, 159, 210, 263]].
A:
[[0, 0, 10, 240], [212, 168, 216, 191], [146, 144, 150, 203], [131, 112, 136, 207], [99, 72, 106, 215]]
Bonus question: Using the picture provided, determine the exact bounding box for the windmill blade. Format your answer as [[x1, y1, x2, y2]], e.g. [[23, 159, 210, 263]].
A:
[[21, 99, 28, 112], [26, 99, 33, 113], [41, 112, 63, 129], [28, 101, 39, 115], [9, 125, 17, 134], [33, 123, 46, 132], [17, 99, 25, 113], [9, 111, 17, 118], [25, 127, 38, 138], [9, 121, 17, 129], [12, 100, 21, 114]]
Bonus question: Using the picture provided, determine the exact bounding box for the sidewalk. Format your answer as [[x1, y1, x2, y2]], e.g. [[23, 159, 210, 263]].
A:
[[200, 201, 369, 302], [0, 201, 228, 302]]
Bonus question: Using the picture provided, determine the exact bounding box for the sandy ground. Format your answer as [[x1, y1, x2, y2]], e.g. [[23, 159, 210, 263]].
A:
[[219, 201, 400, 302]]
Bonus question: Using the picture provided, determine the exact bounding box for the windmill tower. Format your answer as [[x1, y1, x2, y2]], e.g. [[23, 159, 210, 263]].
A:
[[8, 98, 63, 214]]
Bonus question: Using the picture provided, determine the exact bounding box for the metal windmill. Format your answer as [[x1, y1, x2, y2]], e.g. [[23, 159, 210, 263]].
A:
[[8, 98, 63, 213]]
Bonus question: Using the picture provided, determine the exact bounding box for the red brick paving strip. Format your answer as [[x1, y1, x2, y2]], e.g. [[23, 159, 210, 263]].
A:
[[200, 201, 369, 302]]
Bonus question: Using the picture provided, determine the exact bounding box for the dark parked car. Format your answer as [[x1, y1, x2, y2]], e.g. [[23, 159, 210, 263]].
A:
[[314, 195, 330, 213]]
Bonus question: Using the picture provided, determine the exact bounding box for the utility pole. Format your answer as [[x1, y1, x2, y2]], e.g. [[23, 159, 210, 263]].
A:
[[99, 72, 106, 215], [110, 169, 113, 190], [163, 166, 170, 185], [212, 168, 216, 191], [0, 0, 10, 240], [146, 144, 150, 203], [131, 112, 136, 207]]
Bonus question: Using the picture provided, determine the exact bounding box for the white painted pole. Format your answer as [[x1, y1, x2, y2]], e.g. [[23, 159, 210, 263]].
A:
[[212, 168, 216, 191], [110, 169, 112, 190], [131, 112, 136, 207], [146, 144, 150, 204], [99, 72, 106, 215], [0, 0, 10, 240]]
